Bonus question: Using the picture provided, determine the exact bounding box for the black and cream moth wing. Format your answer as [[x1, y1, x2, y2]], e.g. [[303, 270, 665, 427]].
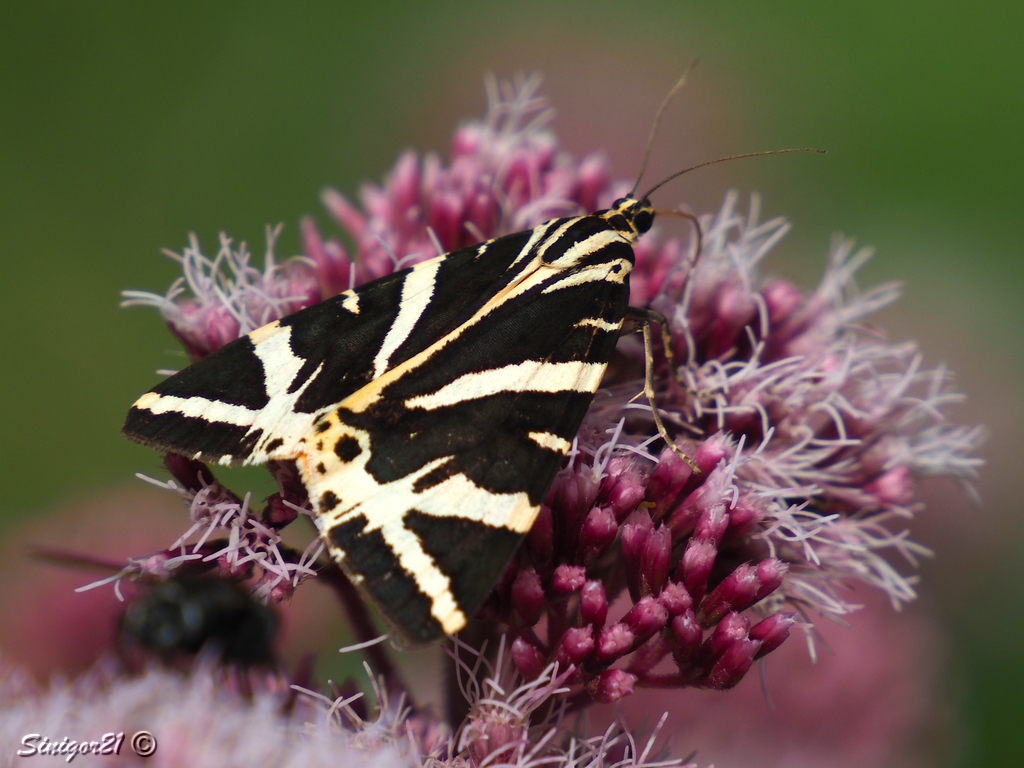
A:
[[301, 218, 634, 642], [124, 200, 650, 645], [123, 247, 465, 466]]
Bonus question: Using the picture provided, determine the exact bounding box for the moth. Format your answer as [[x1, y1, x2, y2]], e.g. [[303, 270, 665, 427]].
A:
[[122, 195, 671, 645]]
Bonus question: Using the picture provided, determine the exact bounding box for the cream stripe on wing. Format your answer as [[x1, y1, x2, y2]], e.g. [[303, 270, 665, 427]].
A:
[[132, 391, 256, 426], [575, 317, 622, 332], [340, 290, 359, 315], [372, 259, 441, 377], [542, 257, 631, 294], [133, 322, 325, 462], [535, 219, 577, 261], [528, 431, 572, 454], [542, 228, 624, 268], [403, 361, 605, 411], [379, 519, 466, 633], [508, 218, 564, 268], [247, 324, 324, 458]]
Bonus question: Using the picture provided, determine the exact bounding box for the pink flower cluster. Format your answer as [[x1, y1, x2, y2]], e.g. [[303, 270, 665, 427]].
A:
[[116, 75, 983, 759], [485, 436, 796, 700]]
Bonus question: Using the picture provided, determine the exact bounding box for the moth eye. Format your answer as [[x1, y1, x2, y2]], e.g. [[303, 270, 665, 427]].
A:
[[633, 209, 654, 233]]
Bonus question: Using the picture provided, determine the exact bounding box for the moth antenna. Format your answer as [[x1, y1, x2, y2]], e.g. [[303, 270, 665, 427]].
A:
[[655, 208, 703, 267], [629, 59, 700, 197], [641, 147, 826, 201]]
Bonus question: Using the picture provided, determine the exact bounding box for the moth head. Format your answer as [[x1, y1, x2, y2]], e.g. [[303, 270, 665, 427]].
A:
[[609, 196, 655, 238]]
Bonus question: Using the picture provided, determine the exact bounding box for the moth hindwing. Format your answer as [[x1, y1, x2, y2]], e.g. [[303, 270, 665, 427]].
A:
[[123, 197, 656, 645]]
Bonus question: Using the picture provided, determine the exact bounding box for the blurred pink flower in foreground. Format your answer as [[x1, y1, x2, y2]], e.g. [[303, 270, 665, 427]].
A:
[[21, 74, 980, 764]]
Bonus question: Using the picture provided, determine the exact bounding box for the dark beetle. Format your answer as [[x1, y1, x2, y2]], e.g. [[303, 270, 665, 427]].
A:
[[120, 576, 278, 668]]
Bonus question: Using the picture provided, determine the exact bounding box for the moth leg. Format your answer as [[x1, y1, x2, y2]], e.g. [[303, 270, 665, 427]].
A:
[[623, 307, 700, 473], [622, 307, 685, 390]]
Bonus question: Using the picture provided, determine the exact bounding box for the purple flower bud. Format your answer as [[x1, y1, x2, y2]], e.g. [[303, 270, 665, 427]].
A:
[[169, 301, 241, 360], [658, 581, 693, 616], [576, 153, 610, 212], [677, 537, 717, 604], [628, 633, 672, 675], [263, 577, 294, 603], [706, 281, 758, 359], [589, 669, 637, 703], [579, 506, 618, 565], [451, 124, 480, 156], [321, 187, 366, 240], [595, 622, 635, 662], [761, 278, 803, 327], [707, 635, 760, 689], [550, 472, 600, 558], [467, 191, 498, 241], [620, 509, 654, 556], [671, 610, 702, 662], [638, 524, 672, 597], [491, 558, 519, 607], [620, 509, 653, 600], [601, 458, 648, 521], [553, 470, 600, 517], [753, 558, 788, 601], [697, 563, 760, 627], [511, 635, 546, 680], [214, 555, 252, 580], [300, 216, 352, 297], [694, 503, 729, 544], [865, 465, 915, 506], [693, 433, 733, 475], [279, 260, 323, 310], [666, 466, 730, 541], [553, 626, 594, 668], [551, 564, 586, 596], [646, 444, 694, 519], [189, 484, 241, 525], [707, 612, 750, 658], [262, 493, 298, 528], [579, 580, 608, 628], [623, 596, 669, 638], [428, 191, 466, 253], [725, 494, 765, 538], [632, 237, 680, 308], [163, 453, 215, 493], [387, 150, 420, 217], [358, 182, 388, 221], [750, 612, 798, 658], [511, 568, 544, 626], [465, 712, 526, 768], [528, 504, 554, 570]]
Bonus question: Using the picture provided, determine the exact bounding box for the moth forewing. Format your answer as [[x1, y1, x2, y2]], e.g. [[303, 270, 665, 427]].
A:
[[123, 198, 655, 645]]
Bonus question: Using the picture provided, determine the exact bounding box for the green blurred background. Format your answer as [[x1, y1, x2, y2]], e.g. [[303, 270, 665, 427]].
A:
[[1, 2, 1020, 765]]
